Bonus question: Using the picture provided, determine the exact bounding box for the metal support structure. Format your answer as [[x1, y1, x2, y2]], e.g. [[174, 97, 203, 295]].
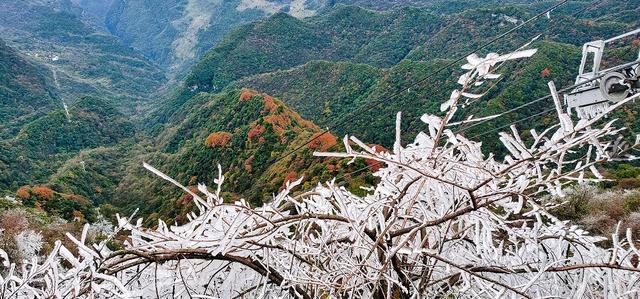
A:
[[564, 28, 640, 118]]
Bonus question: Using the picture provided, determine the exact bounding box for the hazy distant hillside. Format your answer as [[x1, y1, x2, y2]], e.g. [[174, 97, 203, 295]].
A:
[[144, 5, 447, 123], [405, 5, 632, 62], [97, 0, 547, 78], [0, 0, 166, 110], [104, 0, 333, 77], [345, 0, 640, 18], [70, 0, 116, 25]]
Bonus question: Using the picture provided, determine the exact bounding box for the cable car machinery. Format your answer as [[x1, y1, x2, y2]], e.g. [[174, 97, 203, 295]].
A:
[[564, 28, 640, 119]]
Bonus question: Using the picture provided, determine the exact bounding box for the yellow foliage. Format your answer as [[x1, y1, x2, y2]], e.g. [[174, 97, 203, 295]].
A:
[[264, 114, 291, 135], [72, 210, 85, 222], [262, 95, 278, 113]]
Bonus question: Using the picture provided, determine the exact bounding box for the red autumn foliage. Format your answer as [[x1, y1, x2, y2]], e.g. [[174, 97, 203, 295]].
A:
[[205, 131, 233, 148], [281, 171, 299, 191], [239, 89, 258, 101], [264, 114, 291, 135], [262, 95, 278, 113], [16, 187, 30, 199], [178, 186, 199, 206], [308, 133, 337, 151], [365, 144, 390, 172], [258, 137, 266, 144], [365, 159, 384, 172], [178, 194, 192, 206], [283, 171, 298, 186], [540, 67, 551, 78], [633, 39, 640, 47], [32, 186, 54, 200], [248, 124, 267, 140]]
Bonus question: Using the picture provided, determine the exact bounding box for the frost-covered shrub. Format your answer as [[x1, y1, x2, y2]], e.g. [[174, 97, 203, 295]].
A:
[[15, 230, 43, 261]]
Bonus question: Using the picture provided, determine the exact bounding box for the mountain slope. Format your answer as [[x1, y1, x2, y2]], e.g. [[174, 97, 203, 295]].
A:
[[239, 39, 640, 154], [147, 5, 447, 124], [0, 97, 135, 192], [114, 88, 375, 222], [158, 4, 637, 128], [97, 0, 586, 77], [185, 5, 445, 91], [405, 6, 632, 62], [237, 59, 456, 146], [0, 39, 59, 138], [234, 41, 583, 146], [0, 0, 167, 110]]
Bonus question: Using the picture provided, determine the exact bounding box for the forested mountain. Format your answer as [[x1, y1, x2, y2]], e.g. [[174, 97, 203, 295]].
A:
[[237, 40, 639, 153], [112, 89, 380, 222], [0, 39, 59, 139], [161, 4, 638, 145], [0, 0, 166, 110], [183, 4, 633, 95], [97, 0, 640, 80], [185, 6, 444, 90], [152, 5, 447, 123], [103, 0, 333, 77], [0, 0, 167, 213], [0, 96, 134, 222], [129, 2, 640, 223], [0, 97, 134, 190]]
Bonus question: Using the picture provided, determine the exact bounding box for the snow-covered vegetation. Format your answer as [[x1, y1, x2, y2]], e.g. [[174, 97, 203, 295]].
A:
[[3, 47, 640, 298]]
